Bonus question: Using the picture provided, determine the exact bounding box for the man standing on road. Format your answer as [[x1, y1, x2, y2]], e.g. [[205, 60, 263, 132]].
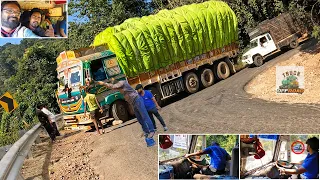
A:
[[41, 104, 61, 136], [1, 1, 39, 37], [97, 79, 155, 139], [27, 8, 54, 37], [277, 137, 319, 179], [135, 84, 168, 132], [83, 87, 105, 135], [36, 104, 56, 142], [185, 142, 231, 175]]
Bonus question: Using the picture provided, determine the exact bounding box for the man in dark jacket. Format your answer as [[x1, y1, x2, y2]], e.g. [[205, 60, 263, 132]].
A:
[[36, 104, 56, 141]]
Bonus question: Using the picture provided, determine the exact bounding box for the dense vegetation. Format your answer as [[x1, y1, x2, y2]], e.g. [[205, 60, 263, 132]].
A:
[[0, 0, 319, 146]]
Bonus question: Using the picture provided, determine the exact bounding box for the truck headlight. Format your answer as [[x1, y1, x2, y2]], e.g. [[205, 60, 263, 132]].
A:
[[243, 55, 249, 60]]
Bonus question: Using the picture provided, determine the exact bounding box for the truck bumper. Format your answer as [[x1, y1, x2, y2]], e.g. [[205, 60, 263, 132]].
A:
[[242, 58, 253, 65], [63, 105, 111, 130]]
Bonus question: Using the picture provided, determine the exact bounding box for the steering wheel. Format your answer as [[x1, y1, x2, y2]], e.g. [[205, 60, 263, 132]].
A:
[[276, 160, 295, 169], [186, 157, 209, 168]]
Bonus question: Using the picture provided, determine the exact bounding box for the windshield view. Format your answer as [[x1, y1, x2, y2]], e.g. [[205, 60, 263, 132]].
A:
[[250, 39, 258, 48]]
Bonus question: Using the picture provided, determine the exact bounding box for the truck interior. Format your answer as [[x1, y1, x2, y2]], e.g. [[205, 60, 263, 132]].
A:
[[17, 0, 67, 37], [240, 135, 318, 179], [159, 135, 239, 179]]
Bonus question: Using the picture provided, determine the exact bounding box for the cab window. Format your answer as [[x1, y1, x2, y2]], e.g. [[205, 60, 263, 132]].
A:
[[90, 60, 107, 81], [267, 34, 272, 41], [259, 36, 268, 45]]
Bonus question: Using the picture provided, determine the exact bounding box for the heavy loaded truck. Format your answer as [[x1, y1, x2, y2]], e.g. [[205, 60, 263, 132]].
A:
[[56, 0, 239, 129], [242, 13, 309, 67]]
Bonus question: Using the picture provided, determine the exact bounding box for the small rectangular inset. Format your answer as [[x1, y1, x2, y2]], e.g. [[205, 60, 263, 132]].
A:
[[1, 0, 67, 38], [240, 134, 319, 179], [276, 66, 305, 94], [159, 134, 240, 179]]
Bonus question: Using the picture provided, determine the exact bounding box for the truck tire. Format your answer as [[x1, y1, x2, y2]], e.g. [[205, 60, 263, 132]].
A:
[[147, 86, 162, 107], [111, 100, 129, 121], [216, 61, 230, 80], [289, 39, 298, 49], [184, 72, 199, 94], [253, 55, 264, 67], [200, 68, 214, 88]]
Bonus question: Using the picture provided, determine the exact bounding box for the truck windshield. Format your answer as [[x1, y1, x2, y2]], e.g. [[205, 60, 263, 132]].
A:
[[278, 135, 318, 163], [244, 137, 276, 171], [250, 39, 258, 48], [57, 64, 82, 92]]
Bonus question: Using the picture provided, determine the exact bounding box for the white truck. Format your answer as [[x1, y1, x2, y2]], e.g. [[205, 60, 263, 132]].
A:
[[242, 13, 308, 67]]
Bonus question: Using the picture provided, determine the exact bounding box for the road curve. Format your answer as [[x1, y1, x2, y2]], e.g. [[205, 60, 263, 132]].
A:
[[159, 39, 320, 134]]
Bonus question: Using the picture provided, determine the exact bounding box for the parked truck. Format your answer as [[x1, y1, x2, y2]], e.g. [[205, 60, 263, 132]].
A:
[[242, 13, 308, 67], [56, 1, 239, 129]]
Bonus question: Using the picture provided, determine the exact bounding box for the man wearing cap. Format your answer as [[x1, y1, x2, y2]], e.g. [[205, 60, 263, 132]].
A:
[[97, 79, 155, 138], [277, 137, 319, 179], [1, 1, 39, 37], [135, 84, 168, 131], [185, 142, 231, 175]]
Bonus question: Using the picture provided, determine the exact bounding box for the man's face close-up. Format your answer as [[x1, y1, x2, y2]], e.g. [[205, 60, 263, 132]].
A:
[[30, 12, 41, 28], [137, 88, 143, 94], [1, 3, 21, 29]]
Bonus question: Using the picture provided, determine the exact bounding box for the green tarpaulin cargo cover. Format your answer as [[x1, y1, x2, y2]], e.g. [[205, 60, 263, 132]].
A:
[[93, 0, 238, 78]]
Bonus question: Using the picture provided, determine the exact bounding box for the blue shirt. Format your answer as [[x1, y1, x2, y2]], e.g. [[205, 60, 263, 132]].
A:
[[204, 145, 228, 171], [60, 20, 67, 35], [139, 90, 156, 111], [302, 152, 319, 179]]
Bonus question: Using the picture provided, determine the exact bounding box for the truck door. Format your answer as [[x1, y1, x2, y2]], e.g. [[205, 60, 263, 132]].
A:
[[259, 34, 277, 56]]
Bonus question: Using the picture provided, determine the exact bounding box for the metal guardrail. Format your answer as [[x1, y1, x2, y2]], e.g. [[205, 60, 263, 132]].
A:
[[0, 114, 63, 180]]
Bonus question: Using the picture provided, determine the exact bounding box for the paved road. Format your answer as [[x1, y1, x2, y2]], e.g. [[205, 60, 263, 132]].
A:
[[159, 39, 320, 134]]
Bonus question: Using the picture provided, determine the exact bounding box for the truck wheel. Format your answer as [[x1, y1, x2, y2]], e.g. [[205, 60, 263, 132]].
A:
[[200, 68, 214, 88], [111, 100, 129, 121], [216, 61, 230, 80], [147, 86, 162, 107], [184, 72, 199, 94], [253, 55, 264, 67], [290, 39, 299, 49]]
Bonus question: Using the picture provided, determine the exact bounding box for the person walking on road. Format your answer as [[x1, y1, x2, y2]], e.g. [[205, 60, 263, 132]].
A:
[[97, 79, 155, 139], [83, 87, 105, 135], [41, 104, 61, 136], [135, 84, 168, 132], [36, 104, 56, 142]]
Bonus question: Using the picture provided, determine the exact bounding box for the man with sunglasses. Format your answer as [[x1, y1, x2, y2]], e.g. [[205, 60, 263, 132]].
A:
[[1, 1, 39, 37]]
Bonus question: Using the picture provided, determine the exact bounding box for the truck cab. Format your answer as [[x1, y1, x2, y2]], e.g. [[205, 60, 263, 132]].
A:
[[242, 33, 278, 66], [240, 135, 319, 179], [159, 135, 239, 179], [56, 46, 133, 130]]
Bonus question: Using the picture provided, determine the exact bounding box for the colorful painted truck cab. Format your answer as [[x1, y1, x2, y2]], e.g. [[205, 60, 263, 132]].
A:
[[56, 46, 131, 129]]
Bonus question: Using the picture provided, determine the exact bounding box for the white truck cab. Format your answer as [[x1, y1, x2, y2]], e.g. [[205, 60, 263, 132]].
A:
[[241, 13, 307, 67], [242, 33, 278, 66]]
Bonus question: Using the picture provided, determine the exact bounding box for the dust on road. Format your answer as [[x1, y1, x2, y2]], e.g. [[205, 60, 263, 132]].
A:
[[47, 120, 158, 180]]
